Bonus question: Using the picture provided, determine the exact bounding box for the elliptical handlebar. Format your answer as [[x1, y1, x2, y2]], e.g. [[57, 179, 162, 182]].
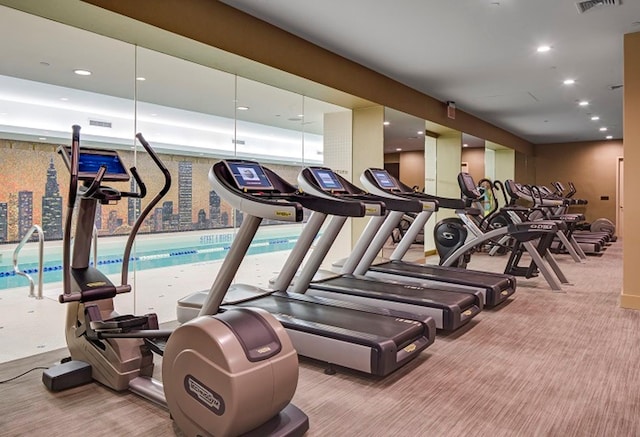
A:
[[60, 125, 81, 298], [121, 133, 172, 286]]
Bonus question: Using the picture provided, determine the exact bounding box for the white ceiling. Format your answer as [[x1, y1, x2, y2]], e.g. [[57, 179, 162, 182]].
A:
[[0, 4, 344, 164], [220, 0, 640, 145]]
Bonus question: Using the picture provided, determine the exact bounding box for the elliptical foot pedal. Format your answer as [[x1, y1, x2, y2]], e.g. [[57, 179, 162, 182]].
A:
[[144, 336, 169, 356], [42, 360, 92, 392]]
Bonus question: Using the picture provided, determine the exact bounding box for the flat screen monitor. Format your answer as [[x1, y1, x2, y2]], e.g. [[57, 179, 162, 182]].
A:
[[371, 169, 399, 190], [460, 173, 477, 192], [63, 147, 130, 182], [310, 168, 345, 192], [225, 161, 274, 190]]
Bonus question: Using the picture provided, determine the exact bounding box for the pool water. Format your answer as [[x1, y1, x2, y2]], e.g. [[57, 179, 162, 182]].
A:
[[0, 225, 303, 290]]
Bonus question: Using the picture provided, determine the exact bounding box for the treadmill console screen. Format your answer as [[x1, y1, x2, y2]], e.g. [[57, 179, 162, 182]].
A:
[[310, 168, 345, 192], [460, 173, 477, 192], [371, 169, 400, 190], [63, 147, 130, 182], [225, 161, 274, 190]]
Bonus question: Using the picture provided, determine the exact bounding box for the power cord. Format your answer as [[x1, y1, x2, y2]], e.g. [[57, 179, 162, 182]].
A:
[[0, 366, 49, 384]]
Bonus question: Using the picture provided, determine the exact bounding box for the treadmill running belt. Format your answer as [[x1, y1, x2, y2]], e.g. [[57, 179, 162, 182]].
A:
[[229, 293, 424, 348], [372, 260, 515, 293], [311, 275, 478, 309]]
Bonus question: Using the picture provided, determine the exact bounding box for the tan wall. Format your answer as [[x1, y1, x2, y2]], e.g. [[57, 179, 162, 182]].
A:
[[515, 151, 535, 185], [534, 140, 622, 224], [399, 151, 425, 189], [384, 152, 400, 164], [622, 31, 640, 310], [461, 148, 485, 183]]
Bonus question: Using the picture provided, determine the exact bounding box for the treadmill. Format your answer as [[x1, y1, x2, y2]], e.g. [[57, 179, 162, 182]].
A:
[[355, 168, 516, 307], [177, 159, 436, 376], [294, 166, 482, 331]]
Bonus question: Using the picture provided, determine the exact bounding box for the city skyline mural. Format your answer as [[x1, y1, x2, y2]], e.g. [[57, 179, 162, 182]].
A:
[[0, 139, 303, 243]]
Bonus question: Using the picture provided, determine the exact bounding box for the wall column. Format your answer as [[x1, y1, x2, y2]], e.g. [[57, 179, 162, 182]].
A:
[[424, 135, 437, 253], [352, 106, 384, 246], [436, 130, 463, 219], [621, 32, 640, 309], [322, 106, 383, 266]]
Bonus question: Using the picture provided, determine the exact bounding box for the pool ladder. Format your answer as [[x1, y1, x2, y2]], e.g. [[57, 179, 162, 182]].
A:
[[12, 224, 44, 299], [12, 225, 99, 300]]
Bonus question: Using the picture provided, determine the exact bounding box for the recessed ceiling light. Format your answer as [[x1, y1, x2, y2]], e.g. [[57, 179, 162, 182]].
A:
[[396, 148, 402, 151], [383, 121, 390, 126], [599, 127, 608, 131], [417, 131, 424, 135], [606, 135, 613, 139], [563, 79, 575, 85], [297, 114, 304, 118], [38, 137, 46, 140], [591, 116, 600, 121], [537, 45, 551, 53], [73, 69, 92, 76], [463, 143, 469, 148], [237, 106, 249, 111], [578, 100, 589, 106], [60, 97, 68, 101], [136, 77, 146, 81]]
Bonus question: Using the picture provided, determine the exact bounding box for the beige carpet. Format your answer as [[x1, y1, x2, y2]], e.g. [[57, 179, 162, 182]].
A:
[[1, 241, 638, 437]]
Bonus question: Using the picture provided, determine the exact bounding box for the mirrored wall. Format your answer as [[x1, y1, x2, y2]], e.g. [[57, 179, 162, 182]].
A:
[[0, 5, 351, 362]]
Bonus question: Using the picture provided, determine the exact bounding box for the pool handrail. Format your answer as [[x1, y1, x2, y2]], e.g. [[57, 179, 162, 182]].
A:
[[12, 224, 44, 299]]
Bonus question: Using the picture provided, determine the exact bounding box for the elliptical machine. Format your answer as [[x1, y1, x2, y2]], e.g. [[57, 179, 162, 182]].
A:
[[42, 126, 308, 437]]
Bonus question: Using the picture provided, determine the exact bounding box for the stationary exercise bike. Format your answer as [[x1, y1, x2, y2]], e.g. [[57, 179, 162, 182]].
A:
[[42, 126, 308, 437]]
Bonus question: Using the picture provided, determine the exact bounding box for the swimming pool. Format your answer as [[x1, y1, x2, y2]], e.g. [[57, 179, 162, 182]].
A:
[[0, 224, 304, 291]]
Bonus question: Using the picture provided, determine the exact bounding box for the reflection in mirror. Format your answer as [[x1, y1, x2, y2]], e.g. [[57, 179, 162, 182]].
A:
[[383, 108, 426, 191], [0, 5, 355, 363], [461, 133, 486, 184]]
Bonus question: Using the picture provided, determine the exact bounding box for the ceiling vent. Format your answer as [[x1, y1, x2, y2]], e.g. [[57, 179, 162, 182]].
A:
[[576, 0, 621, 14], [89, 119, 112, 128]]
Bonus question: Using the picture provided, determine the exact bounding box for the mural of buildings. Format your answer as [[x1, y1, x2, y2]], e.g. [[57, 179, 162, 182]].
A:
[[107, 210, 122, 234], [128, 179, 141, 226], [209, 190, 221, 228], [0, 203, 7, 242], [152, 207, 163, 232], [0, 139, 307, 243], [6, 193, 18, 242], [41, 159, 63, 240], [18, 191, 33, 240], [178, 161, 193, 231], [196, 209, 207, 229], [234, 210, 244, 227], [95, 203, 102, 230]]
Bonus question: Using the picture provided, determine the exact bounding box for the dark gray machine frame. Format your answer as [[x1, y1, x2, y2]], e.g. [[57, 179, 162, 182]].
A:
[[294, 166, 482, 331], [359, 168, 517, 307], [180, 159, 437, 376]]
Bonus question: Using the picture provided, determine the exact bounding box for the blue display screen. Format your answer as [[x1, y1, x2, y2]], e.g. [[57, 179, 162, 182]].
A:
[[371, 170, 399, 190], [78, 152, 128, 177], [227, 161, 274, 190], [310, 168, 345, 191]]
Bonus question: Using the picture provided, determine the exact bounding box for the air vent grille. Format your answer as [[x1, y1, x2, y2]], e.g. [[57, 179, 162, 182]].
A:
[[576, 0, 620, 14], [89, 119, 112, 128]]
